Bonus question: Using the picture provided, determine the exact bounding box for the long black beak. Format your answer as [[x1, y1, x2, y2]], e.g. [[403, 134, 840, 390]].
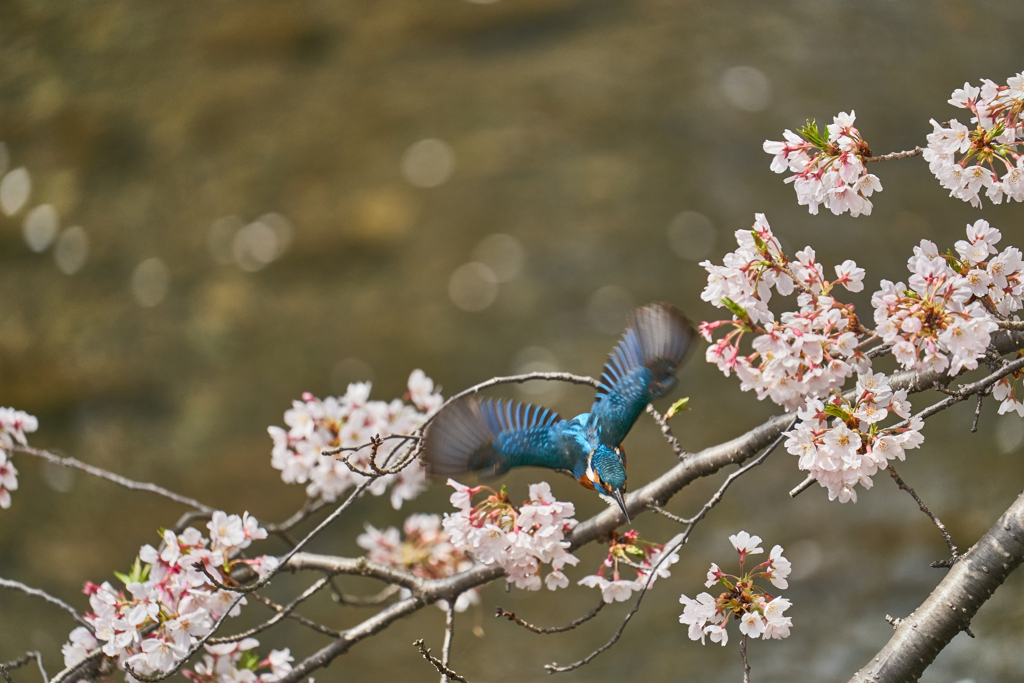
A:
[[612, 490, 630, 524]]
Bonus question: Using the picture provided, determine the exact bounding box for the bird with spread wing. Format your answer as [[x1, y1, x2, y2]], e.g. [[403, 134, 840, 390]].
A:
[[421, 302, 695, 522]]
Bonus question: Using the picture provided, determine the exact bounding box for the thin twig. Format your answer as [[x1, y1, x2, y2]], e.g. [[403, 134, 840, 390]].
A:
[[207, 576, 334, 643], [495, 598, 606, 634], [247, 591, 340, 638], [0, 653, 47, 683], [332, 583, 401, 606], [971, 394, 984, 433], [864, 146, 923, 162], [441, 601, 456, 683], [413, 639, 467, 683], [264, 497, 331, 535], [645, 405, 684, 459], [0, 666, 14, 683], [11, 446, 213, 513], [546, 432, 789, 674], [886, 465, 958, 561], [788, 474, 816, 498], [647, 503, 690, 525], [740, 633, 751, 683], [0, 578, 94, 632]]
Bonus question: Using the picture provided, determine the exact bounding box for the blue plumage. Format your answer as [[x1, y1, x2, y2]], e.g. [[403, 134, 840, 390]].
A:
[[422, 302, 695, 521]]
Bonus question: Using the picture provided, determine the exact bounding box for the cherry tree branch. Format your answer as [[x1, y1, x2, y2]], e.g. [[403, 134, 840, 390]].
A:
[[0, 577, 94, 632], [848, 488, 1024, 682], [495, 599, 606, 634], [864, 146, 923, 162], [414, 638, 467, 683], [10, 446, 214, 513]]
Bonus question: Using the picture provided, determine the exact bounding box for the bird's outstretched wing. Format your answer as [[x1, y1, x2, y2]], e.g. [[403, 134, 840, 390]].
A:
[[422, 397, 572, 479], [588, 302, 696, 447]]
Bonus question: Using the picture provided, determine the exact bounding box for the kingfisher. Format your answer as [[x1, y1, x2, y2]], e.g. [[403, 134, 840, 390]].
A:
[[422, 302, 695, 522]]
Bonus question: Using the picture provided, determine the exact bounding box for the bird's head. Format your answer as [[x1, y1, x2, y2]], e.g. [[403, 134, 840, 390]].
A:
[[588, 445, 629, 522]]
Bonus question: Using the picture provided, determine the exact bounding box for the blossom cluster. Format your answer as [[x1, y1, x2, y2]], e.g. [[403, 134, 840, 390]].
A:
[[700, 214, 870, 411], [442, 480, 579, 591], [0, 407, 37, 509], [784, 373, 924, 503], [184, 639, 293, 683], [872, 221, 1016, 376], [764, 112, 882, 217], [268, 370, 443, 509], [925, 73, 1024, 207], [994, 351, 1024, 417], [61, 512, 281, 679], [680, 531, 792, 647], [578, 530, 683, 604], [357, 512, 478, 612]]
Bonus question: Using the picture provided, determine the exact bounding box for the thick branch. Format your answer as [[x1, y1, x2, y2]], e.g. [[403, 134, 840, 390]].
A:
[[848, 489, 1024, 682]]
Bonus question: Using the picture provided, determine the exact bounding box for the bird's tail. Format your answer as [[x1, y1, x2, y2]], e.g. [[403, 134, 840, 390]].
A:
[[629, 302, 696, 399]]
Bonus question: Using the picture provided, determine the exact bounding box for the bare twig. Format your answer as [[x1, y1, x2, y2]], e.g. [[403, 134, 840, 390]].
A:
[[332, 583, 401, 606], [971, 394, 984, 433], [788, 474, 816, 498], [264, 497, 331, 535], [207, 576, 334, 643], [495, 598, 605, 634], [864, 146, 923, 162], [441, 601, 456, 683], [0, 577, 93, 632], [413, 639, 468, 683], [740, 634, 751, 683], [645, 404, 684, 459], [0, 653, 47, 683], [886, 465, 958, 560], [0, 665, 14, 683], [647, 503, 690, 525], [11, 446, 213, 513], [247, 591, 340, 638]]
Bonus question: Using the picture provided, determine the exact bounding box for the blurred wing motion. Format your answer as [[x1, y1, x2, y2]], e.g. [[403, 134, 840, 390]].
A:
[[422, 397, 572, 479], [589, 302, 696, 447]]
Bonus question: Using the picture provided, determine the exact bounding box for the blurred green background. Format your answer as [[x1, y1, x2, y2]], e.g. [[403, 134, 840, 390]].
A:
[[2, 1, 1024, 681]]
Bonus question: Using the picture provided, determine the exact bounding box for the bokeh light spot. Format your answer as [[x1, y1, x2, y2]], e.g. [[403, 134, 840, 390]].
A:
[[401, 139, 455, 188], [208, 215, 244, 265], [472, 234, 526, 283], [667, 211, 716, 261], [0, 167, 31, 216], [996, 415, 1024, 454], [54, 226, 89, 275], [233, 220, 279, 272], [23, 204, 60, 252], [448, 262, 498, 312], [131, 257, 171, 307], [512, 346, 564, 400], [587, 285, 633, 335], [721, 66, 772, 112]]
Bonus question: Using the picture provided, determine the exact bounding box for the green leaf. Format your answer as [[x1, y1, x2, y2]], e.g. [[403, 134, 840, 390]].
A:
[[113, 570, 131, 586], [798, 119, 829, 149], [624, 545, 646, 557], [665, 397, 690, 419], [823, 403, 850, 421], [238, 650, 260, 671], [721, 297, 748, 321], [751, 230, 766, 250]]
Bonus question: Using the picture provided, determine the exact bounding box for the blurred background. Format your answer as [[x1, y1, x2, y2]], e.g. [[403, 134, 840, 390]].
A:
[[2, 1, 1024, 681]]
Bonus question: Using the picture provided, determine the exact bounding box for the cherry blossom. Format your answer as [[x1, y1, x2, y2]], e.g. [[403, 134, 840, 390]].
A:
[[925, 73, 1024, 207], [268, 370, 443, 510], [681, 532, 793, 647], [442, 480, 579, 593], [184, 638, 293, 683], [700, 215, 871, 411], [764, 112, 882, 216], [784, 373, 924, 503], [577, 530, 683, 604], [0, 407, 37, 510], [62, 512, 280, 678], [357, 512, 479, 612]]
